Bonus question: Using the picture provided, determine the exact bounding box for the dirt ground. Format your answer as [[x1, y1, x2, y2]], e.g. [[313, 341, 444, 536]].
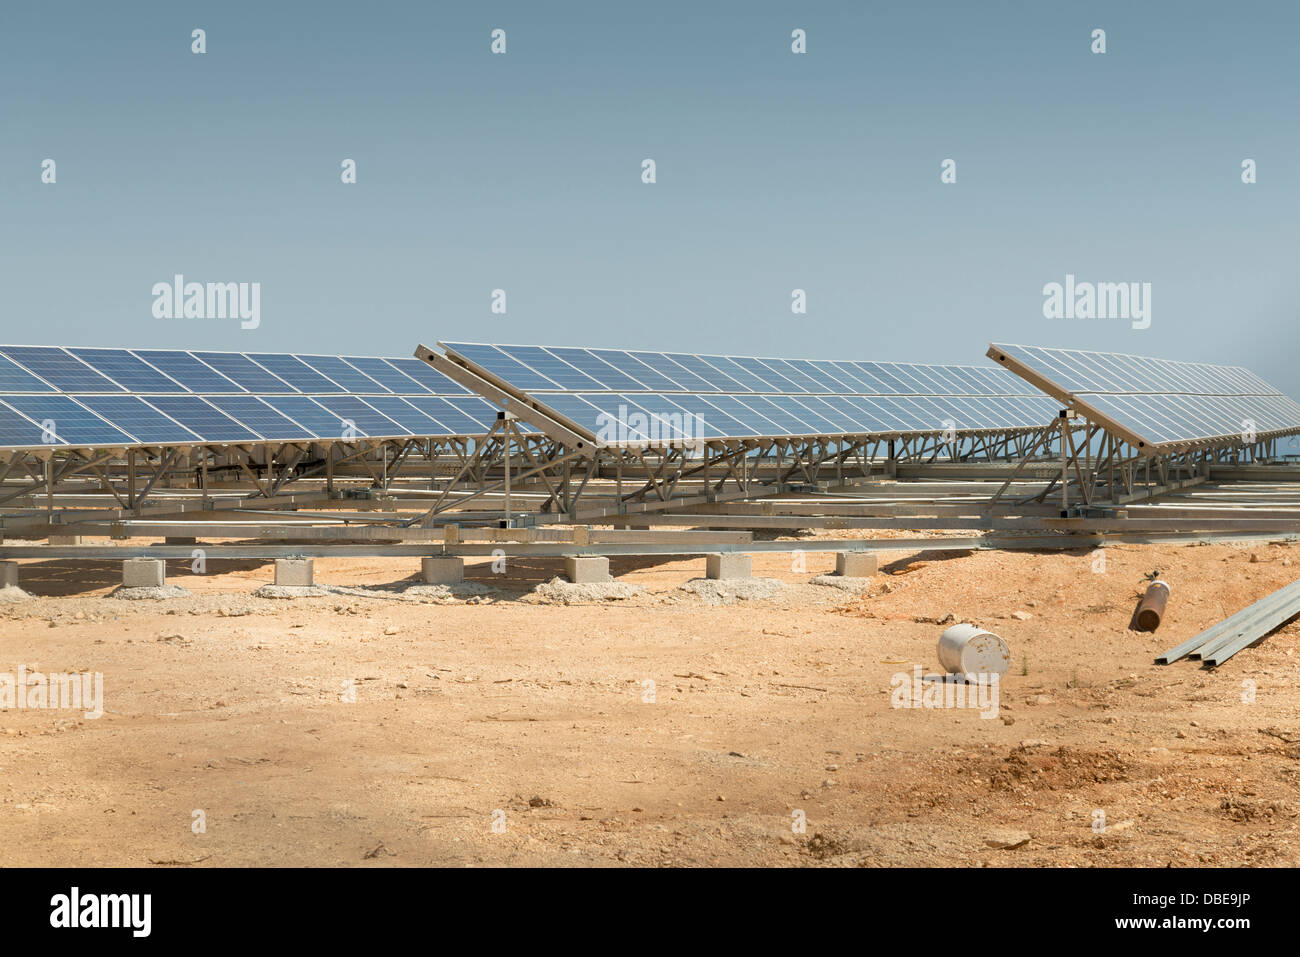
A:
[[1, 533, 1298, 867]]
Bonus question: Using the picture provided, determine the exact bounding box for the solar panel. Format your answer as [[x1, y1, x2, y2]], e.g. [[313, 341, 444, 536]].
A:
[[204, 395, 317, 441], [68, 348, 185, 393], [296, 355, 388, 394], [0, 356, 55, 393], [341, 356, 432, 394], [1, 395, 135, 445], [133, 350, 244, 393], [0, 347, 125, 393], [988, 343, 1300, 450], [194, 352, 296, 393], [384, 357, 471, 395], [259, 395, 353, 438], [442, 341, 1058, 446], [309, 396, 405, 438], [73, 395, 202, 444], [0, 401, 64, 446], [0, 345, 516, 449], [248, 353, 344, 393], [144, 395, 262, 442]]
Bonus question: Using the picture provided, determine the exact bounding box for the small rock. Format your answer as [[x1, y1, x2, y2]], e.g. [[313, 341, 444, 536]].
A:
[[1011, 611, 1032, 621], [983, 829, 1031, 849]]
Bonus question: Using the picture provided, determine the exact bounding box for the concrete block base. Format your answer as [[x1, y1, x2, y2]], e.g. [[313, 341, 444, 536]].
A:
[[564, 556, 611, 584], [123, 558, 165, 588], [835, 551, 878, 578], [0, 561, 18, 589], [421, 557, 464, 585], [706, 554, 751, 580], [275, 559, 314, 587], [50, 535, 84, 546]]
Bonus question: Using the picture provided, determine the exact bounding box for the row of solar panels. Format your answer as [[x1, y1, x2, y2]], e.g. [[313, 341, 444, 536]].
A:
[[990, 344, 1300, 449], [442, 342, 1060, 443], [446, 342, 1041, 397], [0, 346, 508, 449], [0, 391, 507, 449], [0, 345, 470, 396]]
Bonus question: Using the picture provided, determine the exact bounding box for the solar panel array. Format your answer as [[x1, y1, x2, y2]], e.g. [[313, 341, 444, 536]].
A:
[[441, 342, 1060, 446], [989, 343, 1300, 449], [0, 346, 507, 450]]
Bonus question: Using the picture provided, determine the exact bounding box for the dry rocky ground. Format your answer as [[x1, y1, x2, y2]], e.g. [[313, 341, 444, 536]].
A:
[[1, 534, 1298, 867]]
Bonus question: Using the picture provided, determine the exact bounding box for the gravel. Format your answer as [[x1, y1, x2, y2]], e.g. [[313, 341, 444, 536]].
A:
[[677, 577, 785, 605], [810, 574, 875, 594], [529, 577, 644, 605], [109, 584, 192, 600]]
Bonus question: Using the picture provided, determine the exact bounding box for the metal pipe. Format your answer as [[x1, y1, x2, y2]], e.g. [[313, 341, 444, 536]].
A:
[[1135, 579, 1170, 631]]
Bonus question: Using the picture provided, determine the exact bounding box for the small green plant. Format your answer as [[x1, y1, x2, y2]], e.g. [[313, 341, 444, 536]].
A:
[[1020, 654, 1029, 677]]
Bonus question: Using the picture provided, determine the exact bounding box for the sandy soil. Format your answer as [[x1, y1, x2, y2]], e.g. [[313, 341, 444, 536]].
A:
[[1, 536, 1298, 867]]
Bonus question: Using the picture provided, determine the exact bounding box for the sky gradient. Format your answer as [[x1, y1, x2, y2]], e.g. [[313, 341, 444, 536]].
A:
[[2, 1, 1298, 392]]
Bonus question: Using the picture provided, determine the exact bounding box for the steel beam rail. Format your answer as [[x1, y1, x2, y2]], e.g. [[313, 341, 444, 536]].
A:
[[5, 529, 1300, 561], [1157, 579, 1300, 666]]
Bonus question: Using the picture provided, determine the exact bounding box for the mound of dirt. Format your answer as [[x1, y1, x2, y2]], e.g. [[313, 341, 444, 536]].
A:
[[810, 574, 875, 594], [109, 584, 191, 600], [678, 577, 784, 605], [252, 584, 331, 599], [528, 577, 644, 605]]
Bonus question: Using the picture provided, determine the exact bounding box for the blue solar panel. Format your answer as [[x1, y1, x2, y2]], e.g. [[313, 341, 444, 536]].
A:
[[310, 396, 404, 437], [0, 347, 125, 393], [342, 356, 432, 394], [403, 396, 494, 434], [449, 344, 559, 392], [0, 355, 55, 393], [259, 396, 353, 438], [205, 395, 316, 440], [360, 396, 450, 434], [0, 401, 64, 446], [68, 348, 185, 393], [194, 353, 295, 393], [386, 358, 471, 395], [544, 348, 645, 392], [442, 342, 1057, 444], [590, 350, 684, 392], [145, 395, 262, 442], [132, 350, 243, 393], [296, 355, 389, 393], [72, 395, 201, 444], [1, 395, 135, 445], [247, 353, 343, 393]]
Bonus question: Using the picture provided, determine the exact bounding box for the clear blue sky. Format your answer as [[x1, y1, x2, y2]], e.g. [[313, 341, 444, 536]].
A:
[[2, 1, 1298, 392]]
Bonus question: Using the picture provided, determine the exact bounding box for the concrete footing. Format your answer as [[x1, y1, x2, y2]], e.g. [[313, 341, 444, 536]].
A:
[[50, 534, 84, 546], [421, 557, 464, 584], [835, 551, 878, 577], [706, 554, 752, 580], [0, 561, 18, 589], [275, 559, 314, 587], [122, 558, 165, 588], [564, 555, 611, 584]]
